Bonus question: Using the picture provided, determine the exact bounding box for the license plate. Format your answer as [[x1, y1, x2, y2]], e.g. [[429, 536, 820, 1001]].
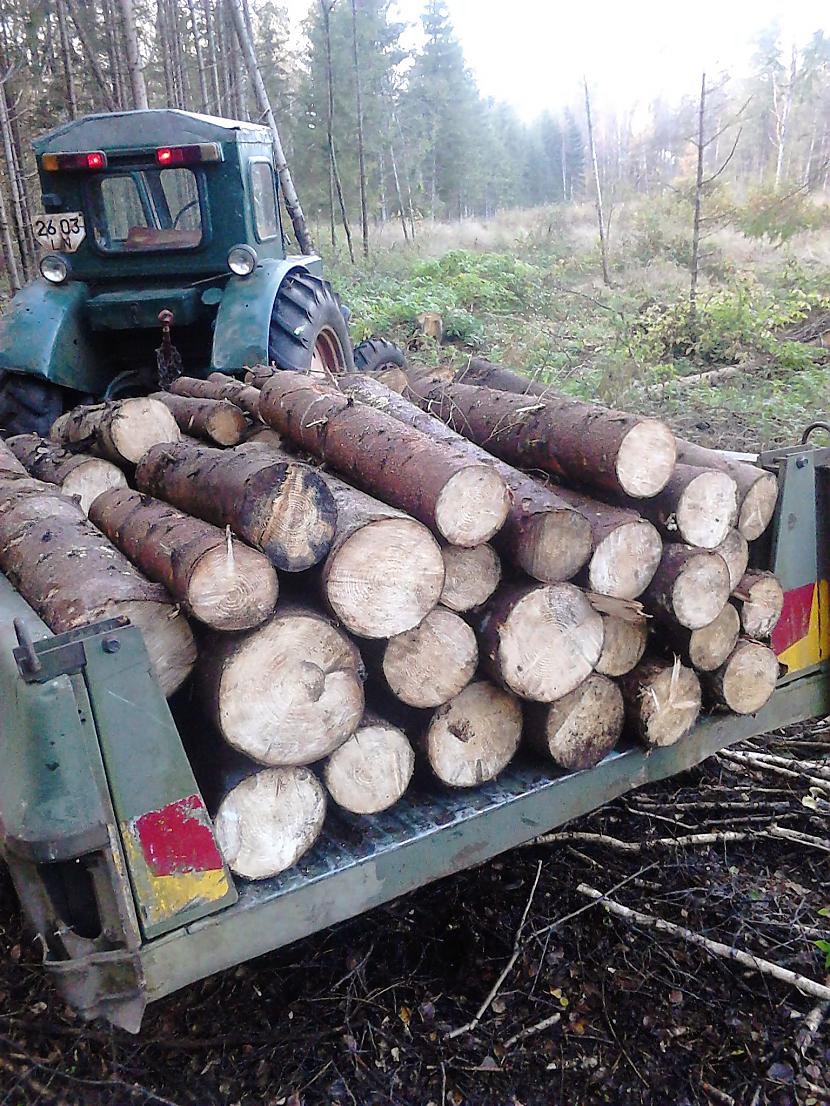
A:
[[33, 212, 86, 253]]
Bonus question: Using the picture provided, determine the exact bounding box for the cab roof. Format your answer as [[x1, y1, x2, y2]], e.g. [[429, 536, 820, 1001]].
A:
[[33, 109, 271, 155]]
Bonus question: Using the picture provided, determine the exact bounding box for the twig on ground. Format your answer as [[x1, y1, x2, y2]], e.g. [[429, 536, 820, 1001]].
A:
[[702, 1082, 736, 1106], [767, 824, 830, 852], [741, 750, 830, 782], [796, 980, 830, 1055], [718, 749, 830, 793], [502, 1011, 562, 1050], [527, 830, 751, 851]]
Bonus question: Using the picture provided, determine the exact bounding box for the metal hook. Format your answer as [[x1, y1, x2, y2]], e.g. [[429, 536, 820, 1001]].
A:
[[801, 421, 830, 444], [13, 617, 41, 674]]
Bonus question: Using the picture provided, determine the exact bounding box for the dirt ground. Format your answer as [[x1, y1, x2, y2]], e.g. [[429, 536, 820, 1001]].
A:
[[0, 722, 828, 1106]]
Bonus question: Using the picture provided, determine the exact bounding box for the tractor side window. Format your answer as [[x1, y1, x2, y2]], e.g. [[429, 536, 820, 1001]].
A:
[[89, 168, 203, 252], [251, 162, 279, 241]]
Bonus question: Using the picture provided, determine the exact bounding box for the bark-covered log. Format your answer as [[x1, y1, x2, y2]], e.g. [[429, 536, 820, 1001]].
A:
[[642, 543, 730, 630], [595, 613, 649, 677], [344, 366, 409, 394], [423, 680, 523, 787], [477, 582, 604, 701], [525, 674, 624, 769], [663, 602, 741, 672], [411, 378, 676, 499], [213, 765, 326, 880], [258, 370, 510, 546], [676, 440, 779, 540], [198, 604, 365, 765], [7, 433, 127, 514], [439, 543, 501, 612], [621, 657, 702, 747], [378, 606, 478, 708], [553, 487, 663, 599], [713, 529, 749, 592], [238, 426, 285, 450], [0, 469, 195, 696], [323, 714, 415, 814], [0, 439, 26, 475], [243, 364, 277, 388], [136, 439, 336, 571], [338, 373, 592, 582], [702, 639, 779, 714], [151, 392, 250, 446], [89, 487, 279, 631], [614, 463, 738, 550], [453, 357, 550, 396], [732, 570, 785, 640], [50, 397, 180, 464], [171, 373, 262, 417]]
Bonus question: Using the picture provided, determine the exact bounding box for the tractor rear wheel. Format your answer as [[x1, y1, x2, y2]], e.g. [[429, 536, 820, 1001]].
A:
[[268, 271, 355, 377], [353, 337, 408, 375], [0, 373, 64, 438]]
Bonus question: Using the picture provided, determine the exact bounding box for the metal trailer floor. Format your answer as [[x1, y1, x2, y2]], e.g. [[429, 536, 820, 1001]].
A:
[[140, 669, 830, 1007]]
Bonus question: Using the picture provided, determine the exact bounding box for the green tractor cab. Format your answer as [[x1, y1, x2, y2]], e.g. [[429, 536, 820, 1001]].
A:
[[0, 109, 357, 435]]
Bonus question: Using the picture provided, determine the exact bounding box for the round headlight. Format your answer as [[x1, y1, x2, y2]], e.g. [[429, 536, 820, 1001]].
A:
[[228, 244, 258, 277], [40, 254, 69, 284]]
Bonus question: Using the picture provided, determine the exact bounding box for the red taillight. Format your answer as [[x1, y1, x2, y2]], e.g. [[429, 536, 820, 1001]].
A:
[[42, 151, 108, 172], [86, 151, 106, 169], [157, 146, 174, 165], [155, 143, 222, 167]]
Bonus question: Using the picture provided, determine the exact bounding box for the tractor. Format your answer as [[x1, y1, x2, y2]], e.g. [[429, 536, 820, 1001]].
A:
[[0, 108, 405, 436]]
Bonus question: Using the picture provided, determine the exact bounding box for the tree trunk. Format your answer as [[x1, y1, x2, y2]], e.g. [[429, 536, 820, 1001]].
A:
[[675, 440, 778, 540], [0, 172, 22, 292], [423, 680, 522, 787], [320, 0, 354, 262], [7, 434, 127, 514], [0, 76, 31, 279], [690, 72, 706, 326], [453, 357, 549, 396], [595, 613, 648, 677], [63, 0, 117, 110], [712, 529, 749, 593], [375, 606, 478, 708], [662, 602, 740, 672], [187, 0, 210, 110], [613, 462, 739, 550], [620, 657, 702, 747], [439, 542, 501, 612], [476, 581, 604, 702], [51, 398, 180, 465], [151, 392, 251, 446], [198, 603, 365, 764], [171, 374, 262, 417], [102, 0, 127, 111], [583, 77, 610, 286], [258, 371, 509, 547], [525, 673, 624, 770], [117, 0, 148, 108], [0, 467, 195, 697], [388, 140, 409, 240], [642, 543, 730, 630], [202, 0, 222, 112], [136, 438, 336, 571], [732, 570, 784, 640], [89, 487, 279, 630], [324, 714, 414, 814], [350, 0, 369, 258], [702, 639, 778, 714], [55, 0, 78, 118]]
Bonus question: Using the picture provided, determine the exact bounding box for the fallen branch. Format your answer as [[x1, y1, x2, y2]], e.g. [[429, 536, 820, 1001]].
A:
[[741, 750, 830, 783], [526, 830, 750, 851], [767, 824, 830, 852], [501, 1011, 561, 1050], [797, 980, 830, 1055], [577, 884, 830, 1002], [718, 749, 830, 794]]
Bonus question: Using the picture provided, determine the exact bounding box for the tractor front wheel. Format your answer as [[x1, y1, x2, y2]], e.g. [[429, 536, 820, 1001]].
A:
[[268, 271, 355, 377], [0, 373, 64, 438], [353, 337, 408, 375]]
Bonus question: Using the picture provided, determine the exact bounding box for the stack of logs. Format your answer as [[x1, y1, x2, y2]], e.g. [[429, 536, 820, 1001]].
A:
[[0, 358, 784, 882]]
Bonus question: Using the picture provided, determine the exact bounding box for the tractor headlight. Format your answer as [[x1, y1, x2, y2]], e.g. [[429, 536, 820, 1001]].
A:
[[228, 244, 258, 277], [39, 253, 69, 284]]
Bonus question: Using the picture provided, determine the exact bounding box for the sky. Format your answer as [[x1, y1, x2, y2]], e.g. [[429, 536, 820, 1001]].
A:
[[281, 0, 828, 121]]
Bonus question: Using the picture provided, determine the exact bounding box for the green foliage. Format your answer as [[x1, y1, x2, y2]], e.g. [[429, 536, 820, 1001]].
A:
[[816, 939, 830, 970], [734, 188, 830, 246]]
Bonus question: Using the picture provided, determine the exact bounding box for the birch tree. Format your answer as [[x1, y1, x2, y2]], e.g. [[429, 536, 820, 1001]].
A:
[[118, 0, 148, 109]]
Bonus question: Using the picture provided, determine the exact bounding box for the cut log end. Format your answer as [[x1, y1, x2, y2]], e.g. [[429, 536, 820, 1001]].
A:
[[324, 721, 415, 814], [676, 470, 738, 549], [588, 519, 663, 600], [527, 674, 624, 770], [214, 766, 326, 880], [382, 607, 478, 708], [121, 600, 196, 698], [672, 551, 731, 630], [738, 472, 779, 540], [425, 680, 523, 788], [708, 640, 779, 714], [324, 517, 444, 638], [434, 464, 510, 546], [258, 463, 337, 571], [514, 508, 593, 584], [62, 458, 128, 515], [204, 402, 250, 446], [440, 543, 501, 612], [626, 659, 702, 747], [595, 614, 649, 677], [735, 572, 785, 639], [187, 541, 280, 632], [713, 529, 749, 593], [616, 419, 676, 497], [688, 603, 741, 671], [111, 397, 181, 462]]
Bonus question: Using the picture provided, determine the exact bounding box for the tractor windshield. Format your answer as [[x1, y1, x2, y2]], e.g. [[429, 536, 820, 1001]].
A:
[[88, 167, 203, 252]]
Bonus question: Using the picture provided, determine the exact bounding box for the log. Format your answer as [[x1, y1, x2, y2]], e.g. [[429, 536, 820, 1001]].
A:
[[88, 487, 279, 631], [171, 374, 262, 417], [323, 714, 415, 814], [439, 543, 501, 612], [0, 469, 195, 696], [6, 433, 127, 514], [378, 606, 478, 708], [411, 378, 676, 499], [338, 373, 592, 582], [213, 765, 326, 880], [344, 366, 409, 394], [257, 370, 510, 547], [453, 357, 550, 396], [712, 529, 749, 592], [675, 440, 778, 540], [663, 602, 741, 672], [243, 365, 277, 388], [595, 613, 649, 677], [525, 674, 624, 770], [553, 487, 663, 599], [621, 657, 702, 747], [198, 604, 365, 765], [477, 582, 604, 701], [238, 426, 285, 450], [424, 680, 523, 787], [614, 463, 738, 550], [0, 439, 26, 475], [135, 439, 336, 571], [732, 570, 785, 640], [642, 543, 730, 630], [702, 639, 779, 714], [50, 397, 180, 464], [151, 392, 250, 447]]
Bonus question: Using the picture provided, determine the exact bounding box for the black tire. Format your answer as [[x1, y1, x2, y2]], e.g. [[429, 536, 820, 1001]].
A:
[[0, 373, 64, 438], [268, 271, 355, 376], [353, 337, 409, 375]]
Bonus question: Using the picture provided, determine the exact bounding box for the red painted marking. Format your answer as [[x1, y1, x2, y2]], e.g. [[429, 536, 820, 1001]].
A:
[[771, 582, 814, 657], [135, 794, 224, 877]]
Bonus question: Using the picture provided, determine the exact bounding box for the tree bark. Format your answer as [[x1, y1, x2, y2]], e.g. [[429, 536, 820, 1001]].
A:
[[423, 680, 522, 788], [51, 398, 180, 465], [89, 487, 279, 630], [702, 639, 779, 714], [0, 75, 32, 279], [171, 374, 262, 417], [712, 529, 749, 592], [595, 613, 648, 677], [151, 392, 251, 446], [525, 673, 624, 770], [7, 434, 127, 514], [662, 602, 740, 672], [0, 163, 21, 292], [324, 714, 414, 814], [439, 542, 501, 612], [136, 438, 336, 571], [675, 440, 778, 540], [188, 0, 210, 111], [350, 0, 369, 258], [642, 543, 730, 630], [453, 357, 549, 396], [583, 77, 610, 286], [620, 657, 702, 747], [55, 0, 78, 118], [202, 0, 222, 112], [732, 570, 784, 640], [375, 606, 478, 708], [117, 0, 148, 108], [63, 0, 117, 110], [320, 0, 354, 262], [690, 72, 705, 326]]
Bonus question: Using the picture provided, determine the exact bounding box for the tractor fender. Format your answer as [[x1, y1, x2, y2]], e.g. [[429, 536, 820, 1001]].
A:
[[211, 254, 323, 372], [0, 279, 106, 394]]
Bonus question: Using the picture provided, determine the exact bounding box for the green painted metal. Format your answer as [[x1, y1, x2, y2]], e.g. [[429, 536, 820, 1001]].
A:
[[211, 257, 305, 370], [765, 449, 820, 591], [86, 286, 205, 331]]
